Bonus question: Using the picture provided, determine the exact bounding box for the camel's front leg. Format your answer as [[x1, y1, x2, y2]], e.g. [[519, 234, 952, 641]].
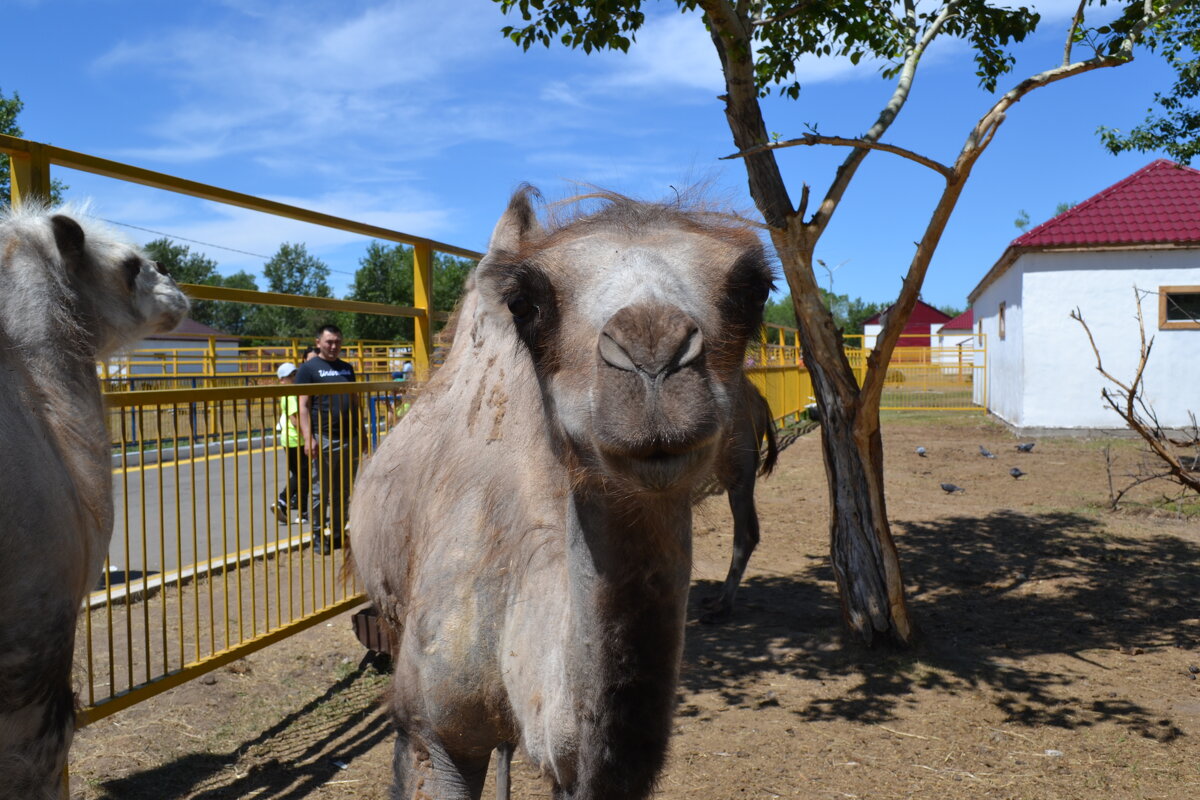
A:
[[391, 728, 490, 800]]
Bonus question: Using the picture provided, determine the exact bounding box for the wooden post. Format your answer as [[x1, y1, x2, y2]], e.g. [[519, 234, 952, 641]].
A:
[[9, 141, 52, 206], [413, 242, 433, 378]]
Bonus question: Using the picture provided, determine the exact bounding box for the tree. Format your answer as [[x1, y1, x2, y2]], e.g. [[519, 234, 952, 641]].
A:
[[347, 242, 475, 342], [1, 87, 67, 205], [493, 0, 1197, 645], [349, 241, 415, 341], [258, 242, 333, 338], [142, 238, 263, 336], [1100, 4, 1200, 163]]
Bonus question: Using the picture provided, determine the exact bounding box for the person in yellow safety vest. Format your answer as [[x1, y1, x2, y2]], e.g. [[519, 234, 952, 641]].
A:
[[272, 362, 310, 525]]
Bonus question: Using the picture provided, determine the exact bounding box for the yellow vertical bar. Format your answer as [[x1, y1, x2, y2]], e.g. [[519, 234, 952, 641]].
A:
[[8, 142, 52, 206], [413, 242, 433, 378]]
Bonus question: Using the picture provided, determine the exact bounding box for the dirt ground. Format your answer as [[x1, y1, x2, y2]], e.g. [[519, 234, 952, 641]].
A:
[[69, 412, 1200, 799]]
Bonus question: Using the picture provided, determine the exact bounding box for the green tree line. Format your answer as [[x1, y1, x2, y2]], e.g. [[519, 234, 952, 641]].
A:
[[763, 291, 960, 339], [144, 237, 475, 343]]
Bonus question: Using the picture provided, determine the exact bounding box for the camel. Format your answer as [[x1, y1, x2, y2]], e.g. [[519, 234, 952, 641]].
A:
[[700, 378, 778, 624], [0, 205, 189, 800], [349, 186, 774, 800]]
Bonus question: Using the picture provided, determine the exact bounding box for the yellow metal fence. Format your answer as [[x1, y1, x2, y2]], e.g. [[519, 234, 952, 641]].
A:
[[79, 380, 411, 724], [753, 325, 986, 415]]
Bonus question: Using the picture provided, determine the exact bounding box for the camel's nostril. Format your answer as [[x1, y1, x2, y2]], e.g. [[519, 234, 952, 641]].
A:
[[599, 331, 639, 372], [673, 327, 703, 370]]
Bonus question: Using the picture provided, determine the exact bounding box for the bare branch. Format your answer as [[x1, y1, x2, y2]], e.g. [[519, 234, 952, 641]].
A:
[[1071, 294, 1200, 495], [722, 133, 953, 179]]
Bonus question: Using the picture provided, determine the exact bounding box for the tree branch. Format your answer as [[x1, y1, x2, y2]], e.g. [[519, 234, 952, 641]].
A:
[[700, 0, 795, 228], [1072, 293, 1200, 495], [721, 133, 953, 179], [806, 1, 961, 238], [750, 0, 820, 27], [1064, 0, 1087, 66]]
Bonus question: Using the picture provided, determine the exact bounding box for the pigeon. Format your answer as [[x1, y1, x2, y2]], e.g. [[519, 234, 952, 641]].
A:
[[940, 482, 966, 494], [979, 445, 996, 459], [1010, 467, 1026, 479], [916, 446, 927, 457], [1016, 442, 1036, 453]]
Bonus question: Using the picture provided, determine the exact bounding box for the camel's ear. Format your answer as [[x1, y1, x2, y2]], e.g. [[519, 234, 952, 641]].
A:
[[488, 185, 543, 254], [51, 215, 87, 269]]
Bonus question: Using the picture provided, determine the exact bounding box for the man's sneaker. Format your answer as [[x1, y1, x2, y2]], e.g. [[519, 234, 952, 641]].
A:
[[312, 531, 330, 555], [271, 500, 289, 524]]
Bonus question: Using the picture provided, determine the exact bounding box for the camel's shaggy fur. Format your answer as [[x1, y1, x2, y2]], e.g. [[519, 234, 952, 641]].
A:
[[0, 205, 188, 800], [350, 186, 773, 799]]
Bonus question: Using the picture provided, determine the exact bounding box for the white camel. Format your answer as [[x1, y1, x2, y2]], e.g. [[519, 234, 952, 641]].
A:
[[0, 205, 189, 800], [350, 187, 774, 799]]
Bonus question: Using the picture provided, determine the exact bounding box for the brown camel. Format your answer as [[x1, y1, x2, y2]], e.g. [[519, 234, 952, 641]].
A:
[[0, 206, 189, 800], [700, 378, 778, 624], [349, 186, 774, 800]]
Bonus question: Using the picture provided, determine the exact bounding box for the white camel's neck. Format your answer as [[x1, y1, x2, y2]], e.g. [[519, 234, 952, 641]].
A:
[[18, 334, 114, 572]]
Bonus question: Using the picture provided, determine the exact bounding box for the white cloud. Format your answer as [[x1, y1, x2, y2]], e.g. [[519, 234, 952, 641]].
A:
[[92, 1, 510, 167]]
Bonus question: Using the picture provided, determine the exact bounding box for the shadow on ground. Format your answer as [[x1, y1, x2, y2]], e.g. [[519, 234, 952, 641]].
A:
[[684, 510, 1200, 739], [95, 665, 391, 800]]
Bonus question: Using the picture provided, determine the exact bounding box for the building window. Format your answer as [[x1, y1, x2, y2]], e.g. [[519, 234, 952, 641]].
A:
[[998, 301, 1006, 341], [1160, 286, 1200, 330]]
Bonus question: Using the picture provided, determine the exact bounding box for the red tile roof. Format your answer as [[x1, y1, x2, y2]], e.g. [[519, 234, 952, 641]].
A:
[[968, 159, 1200, 303], [863, 299, 952, 326], [1012, 159, 1200, 248], [939, 309, 973, 331]]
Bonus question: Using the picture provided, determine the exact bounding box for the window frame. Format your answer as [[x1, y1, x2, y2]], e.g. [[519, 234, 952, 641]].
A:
[[1159, 285, 1200, 330]]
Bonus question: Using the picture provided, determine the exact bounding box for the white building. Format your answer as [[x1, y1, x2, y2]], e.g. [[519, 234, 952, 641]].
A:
[[968, 159, 1200, 429], [934, 308, 978, 373]]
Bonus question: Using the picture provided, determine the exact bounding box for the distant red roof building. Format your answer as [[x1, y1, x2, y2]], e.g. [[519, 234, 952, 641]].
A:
[[971, 159, 1200, 302], [864, 299, 953, 348], [939, 308, 973, 332]]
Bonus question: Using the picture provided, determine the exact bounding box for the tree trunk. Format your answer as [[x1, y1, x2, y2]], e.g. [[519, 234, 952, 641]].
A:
[[773, 229, 914, 647], [703, 1, 913, 647], [808, 358, 913, 646]]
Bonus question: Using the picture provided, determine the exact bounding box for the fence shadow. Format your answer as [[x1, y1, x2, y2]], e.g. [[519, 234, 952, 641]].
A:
[[94, 664, 391, 800], [683, 510, 1199, 739]]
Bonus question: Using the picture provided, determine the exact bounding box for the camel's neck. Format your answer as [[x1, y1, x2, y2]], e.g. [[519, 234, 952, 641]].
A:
[[2, 323, 112, 564], [562, 489, 693, 799]]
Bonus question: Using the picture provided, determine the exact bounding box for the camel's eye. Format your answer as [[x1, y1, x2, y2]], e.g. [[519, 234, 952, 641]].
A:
[[507, 294, 535, 321], [122, 256, 141, 289]]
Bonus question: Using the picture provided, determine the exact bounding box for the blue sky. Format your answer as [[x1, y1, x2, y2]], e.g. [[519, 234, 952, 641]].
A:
[[5, 0, 1185, 309]]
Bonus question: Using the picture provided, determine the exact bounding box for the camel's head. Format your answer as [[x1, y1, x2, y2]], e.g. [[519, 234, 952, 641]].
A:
[[0, 206, 190, 361], [477, 186, 774, 494]]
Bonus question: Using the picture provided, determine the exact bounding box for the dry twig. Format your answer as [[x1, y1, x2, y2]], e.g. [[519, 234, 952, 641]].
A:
[[1071, 289, 1200, 498]]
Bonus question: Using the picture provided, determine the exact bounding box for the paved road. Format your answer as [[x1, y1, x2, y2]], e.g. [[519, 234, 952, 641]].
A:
[[105, 442, 317, 585]]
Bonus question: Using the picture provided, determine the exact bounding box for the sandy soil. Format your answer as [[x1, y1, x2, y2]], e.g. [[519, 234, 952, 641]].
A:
[[69, 412, 1200, 799]]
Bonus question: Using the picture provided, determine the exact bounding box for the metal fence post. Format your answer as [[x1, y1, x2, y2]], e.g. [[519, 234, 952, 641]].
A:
[[8, 141, 52, 206], [413, 242, 433, 378]]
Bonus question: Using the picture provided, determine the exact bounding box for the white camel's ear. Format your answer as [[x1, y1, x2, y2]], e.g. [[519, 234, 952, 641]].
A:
[[488, 185, 543, 253], [51, 215, 86, 269]]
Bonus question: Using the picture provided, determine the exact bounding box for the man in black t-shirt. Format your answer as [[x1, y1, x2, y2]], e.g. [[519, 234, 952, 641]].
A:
[[296, 324, 362, 553]]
